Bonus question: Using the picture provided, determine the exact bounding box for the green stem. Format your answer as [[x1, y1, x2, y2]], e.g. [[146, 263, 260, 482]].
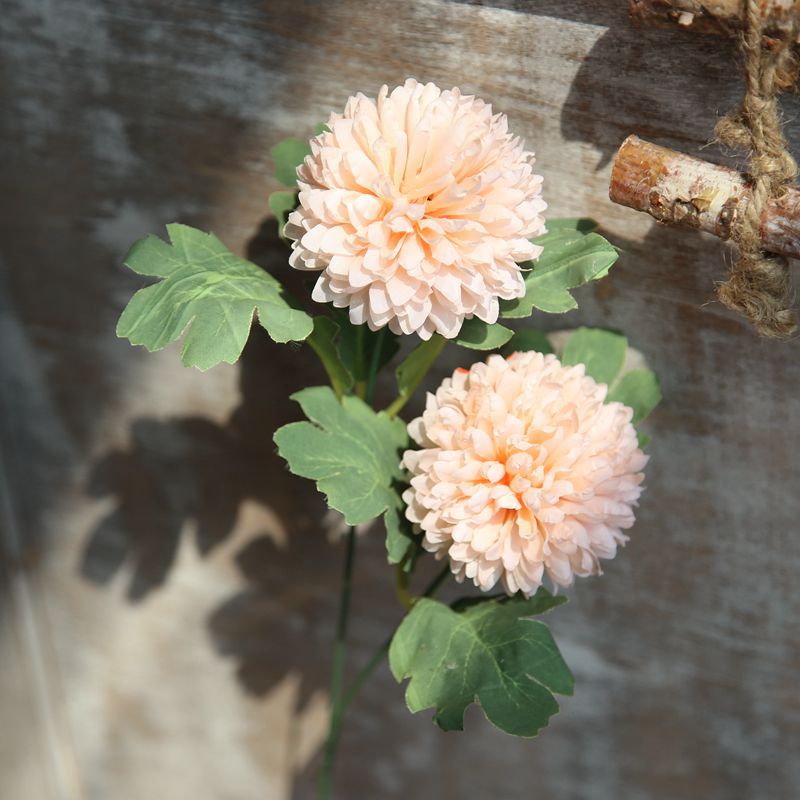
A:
[[317, 527, 357, 800], [365, 328, 386, 406], [395, 563, 413, 610], [340, 562, 451, 712], [354, 325, 367, 399], [384, 335, 447, 418]]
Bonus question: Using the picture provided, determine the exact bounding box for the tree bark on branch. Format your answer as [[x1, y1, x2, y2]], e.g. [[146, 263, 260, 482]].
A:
[[609, 135, 800, 259]]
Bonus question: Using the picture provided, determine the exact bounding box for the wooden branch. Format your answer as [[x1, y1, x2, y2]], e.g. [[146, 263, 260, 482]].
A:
[[628, 0, 800, 39], [609, 135, 800, 259]]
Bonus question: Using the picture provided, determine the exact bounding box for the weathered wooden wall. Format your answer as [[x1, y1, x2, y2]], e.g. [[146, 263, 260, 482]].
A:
[[1, 1, 799, 798]]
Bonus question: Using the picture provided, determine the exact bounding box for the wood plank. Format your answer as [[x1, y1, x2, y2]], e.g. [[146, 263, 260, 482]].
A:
[[1, 1, 799, 798]]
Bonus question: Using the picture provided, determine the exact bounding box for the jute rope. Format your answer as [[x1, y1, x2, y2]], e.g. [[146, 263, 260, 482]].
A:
[[714, 0, 799, 338]]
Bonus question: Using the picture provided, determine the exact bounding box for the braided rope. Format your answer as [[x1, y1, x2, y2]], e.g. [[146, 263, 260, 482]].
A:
[[714, 0, 799, 338]]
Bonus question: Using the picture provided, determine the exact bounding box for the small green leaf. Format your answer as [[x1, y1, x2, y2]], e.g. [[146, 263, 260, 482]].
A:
[[389, 591, 573, 737], [500, 328, 554, 357], [268, 190, 297, 242], [562, 327, 627, 386], [455, 318, 514, 350], [274, 386, 408, 526], [305, 317, 353, 398], [117, 224, 313, 370], [608, 369, 662, 425], [637, 431, 652, 448], [271, 137, 311, 187], [501, 218, 618, 319]]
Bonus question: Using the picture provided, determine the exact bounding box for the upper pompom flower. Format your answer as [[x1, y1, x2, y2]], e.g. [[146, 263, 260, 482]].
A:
[[284, 79, 547, 340], [401, 351, 648, 596]]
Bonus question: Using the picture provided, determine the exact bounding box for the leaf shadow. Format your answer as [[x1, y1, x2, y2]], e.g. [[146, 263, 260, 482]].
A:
[[78, 212, 424, 798], [79, 216, 329, 602], [206, 533, 336, 704]]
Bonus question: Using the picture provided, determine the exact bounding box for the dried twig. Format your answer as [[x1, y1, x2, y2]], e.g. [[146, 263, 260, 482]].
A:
[[609, 134, 800, 261]]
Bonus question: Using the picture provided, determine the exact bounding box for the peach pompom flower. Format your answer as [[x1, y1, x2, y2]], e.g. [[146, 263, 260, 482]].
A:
[[285, 79, 546, 340], [402, 351, 648, 596]]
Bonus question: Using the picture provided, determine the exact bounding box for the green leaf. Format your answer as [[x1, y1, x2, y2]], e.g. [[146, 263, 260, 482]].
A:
[[389, 591, 573, 737], [608, 369, 662, 425], [455, 318, 514, 350], [305, 317, 353, 398], [562, 327, 627, 386], [274, 386, 408, 526], [117, 224, 313, 370], [271, 137, 311, 187], [500, 328, 554, 357], [501, 218, 618, 319], [268, 190, 297, 242]]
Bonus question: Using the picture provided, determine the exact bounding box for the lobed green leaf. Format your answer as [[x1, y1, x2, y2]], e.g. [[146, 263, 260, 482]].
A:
[[117, 224, 313, 370], [389, 591, 573, 737], [501, 218, 618, 319], [274, 386, 409, 526]]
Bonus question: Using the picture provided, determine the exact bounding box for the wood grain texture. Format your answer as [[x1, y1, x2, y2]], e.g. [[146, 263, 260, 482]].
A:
[[1, 1, 799, 799]]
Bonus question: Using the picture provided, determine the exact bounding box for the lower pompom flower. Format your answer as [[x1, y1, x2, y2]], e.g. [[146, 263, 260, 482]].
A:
[[401, 351, 648, 596]]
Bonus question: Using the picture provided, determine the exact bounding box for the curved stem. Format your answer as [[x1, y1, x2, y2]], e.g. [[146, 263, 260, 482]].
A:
[[341, 634, 390, 709], [317, 527, 357, 800]]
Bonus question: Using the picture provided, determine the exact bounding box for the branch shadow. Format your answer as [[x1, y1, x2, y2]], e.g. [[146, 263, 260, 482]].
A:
[[559, 9, 741, 170]]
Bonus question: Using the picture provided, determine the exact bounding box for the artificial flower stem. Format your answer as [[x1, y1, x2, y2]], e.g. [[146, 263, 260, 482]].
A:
[[364, 328, 386, 406], [317, 526, 357, 800], [395, 563, 413, 610], [385, 336, 447, 418], [354, 325, 367, 399]]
